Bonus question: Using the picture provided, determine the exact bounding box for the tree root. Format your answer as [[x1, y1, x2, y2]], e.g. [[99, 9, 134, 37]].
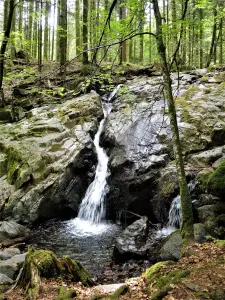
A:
[[18, 246, 94, 300]]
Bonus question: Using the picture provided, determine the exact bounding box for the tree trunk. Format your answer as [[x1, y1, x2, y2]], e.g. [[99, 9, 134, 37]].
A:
[[206, 6, 217, 67], [199, 8, 203, 68], [38, 0, 43, 72], [119, 0, 127, 64], [59, 0, 67, 77], [44, 0, 50, 60], [82, 0, 88, 64], [51, 0, 56, 61], [76, 0, 81, 57], [0, 0, 15, 106], [151, 0, 194, 247]]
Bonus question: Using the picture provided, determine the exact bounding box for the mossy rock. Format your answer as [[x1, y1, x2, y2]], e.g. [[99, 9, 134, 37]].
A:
[[142, 261, 174, 283], [208, 160, 225, 197], [56, 286, 77, 300], [143, 261, 189, 300]]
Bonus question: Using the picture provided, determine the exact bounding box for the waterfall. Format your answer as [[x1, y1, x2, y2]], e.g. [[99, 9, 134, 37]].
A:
[[76, 86, 120, 225], [167, 195, 181, 228], [157, 180, 196, 237], [168, 180, 196, 229]]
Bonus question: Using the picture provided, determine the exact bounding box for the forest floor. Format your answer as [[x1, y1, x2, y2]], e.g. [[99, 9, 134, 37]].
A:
[[4, 241, 225, 300]]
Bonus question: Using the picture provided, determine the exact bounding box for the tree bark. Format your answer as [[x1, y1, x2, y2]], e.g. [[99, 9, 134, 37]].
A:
[[59, 0, 67, 77], [0, 0, 15, 106], [82, 0, 89, 64], [151, 0, 194, 247]]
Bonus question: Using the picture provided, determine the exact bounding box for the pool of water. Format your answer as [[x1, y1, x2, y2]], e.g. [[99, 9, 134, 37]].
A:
[[29, 218, 122, 279]]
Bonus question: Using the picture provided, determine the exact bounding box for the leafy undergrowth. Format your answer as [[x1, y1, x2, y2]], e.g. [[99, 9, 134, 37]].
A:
[[5, 241, 225, 299]]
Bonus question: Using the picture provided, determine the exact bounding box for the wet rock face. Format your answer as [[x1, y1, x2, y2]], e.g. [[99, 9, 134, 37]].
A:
[[0, 91, 102, 224], [103, 72, 225, 226], [103, 77, 171, 222]]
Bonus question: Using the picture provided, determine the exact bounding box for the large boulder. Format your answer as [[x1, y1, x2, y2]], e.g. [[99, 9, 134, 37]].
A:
[[114, 216, 150, 260], [0, 91, 102, 224], [158, 231, 182, 261]]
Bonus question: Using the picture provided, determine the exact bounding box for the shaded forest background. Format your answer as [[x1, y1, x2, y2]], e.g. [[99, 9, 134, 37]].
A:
[[1, 0, 225, 73]]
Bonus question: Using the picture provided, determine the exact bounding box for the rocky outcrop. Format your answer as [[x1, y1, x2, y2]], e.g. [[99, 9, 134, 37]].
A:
[[0, 91, 102, 224], [103, 72, 225, 232]]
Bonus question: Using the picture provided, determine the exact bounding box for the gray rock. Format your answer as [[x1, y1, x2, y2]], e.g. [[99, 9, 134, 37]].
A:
[[0, 253, 26, 279], [198, 194, 219, 206], [194, 223, 207, 243], [198, 205, 217, 222], [159, 231, 182, 261], [95, 283, 127, 294], [189, 146, 225, 167], [0, 273, 14, 284], [114, 216, 149, 259], [0, 221, 30, 242], [0, 248, 20, 260]]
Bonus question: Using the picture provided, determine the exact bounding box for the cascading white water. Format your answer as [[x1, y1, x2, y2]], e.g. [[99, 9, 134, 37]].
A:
[[77, 117, 109, 223], [167, 180, 196, 229], [167, 195, 181, 228], [157, 180, 196, 237], [70, 87, 120, 233]]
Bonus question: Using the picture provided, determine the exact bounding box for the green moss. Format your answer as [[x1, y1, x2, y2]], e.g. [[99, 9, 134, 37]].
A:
[[196, 169, 213, 194], [20, 247, 94, 298], [176, 86, 200, 103], [200, 76, 209, 82], [145, 268, 190, 300], [56, 286, 77, 300], [195, 291, 209, 298], [0, 154, 7, 177], [142, 261, 174, 283], [111, 285, 128, 299], [208, 160, 225, 196], [61, 256, 93, 286], [50, 143, 63, 152], [215, 239, 225, 247], [214, 72, 225, 82]]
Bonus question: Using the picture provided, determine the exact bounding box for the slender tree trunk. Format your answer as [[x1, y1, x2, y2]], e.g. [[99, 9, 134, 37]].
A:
[[59, 0, 67, 77], [151, 0, 194, 246], [0, 0, 15, 106], [219, 19, 223, 64], [149, 2, 152, 63], [119, 0, 126, 64], [10, 4, 16, 60], [82, 0, 88, 64], [33, 1, 38, 59], [206, 6, 217, 67], [44, 1, 50, 60], [38, 0, 43, 72], [76, 0, 81, 57], [51, 0, 56, 61], [28, 0, 34, 56], [18, 1, 23, 48], [139, 3, 144, 64], [199, 8, 203, 68]]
